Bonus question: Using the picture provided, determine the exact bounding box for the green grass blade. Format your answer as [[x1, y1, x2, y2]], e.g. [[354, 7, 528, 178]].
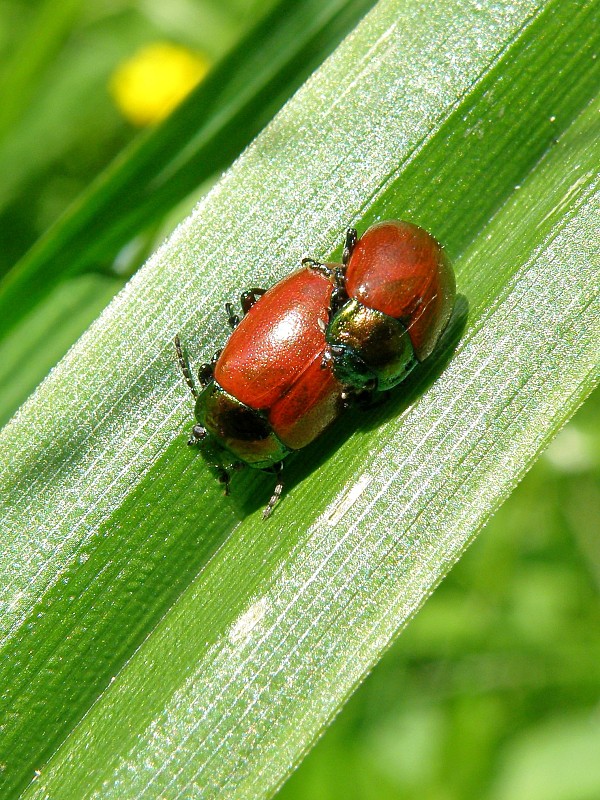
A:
[[0, 0, 83, 142], [1, 0, 598, 797], [0, 0, 376, 342]]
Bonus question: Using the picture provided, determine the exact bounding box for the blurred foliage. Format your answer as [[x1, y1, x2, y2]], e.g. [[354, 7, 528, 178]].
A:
[[0, 0, 273, 275], [279, 387, 600, 800]]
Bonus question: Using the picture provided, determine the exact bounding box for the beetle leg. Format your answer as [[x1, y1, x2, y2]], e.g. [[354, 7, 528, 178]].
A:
[[343, 382, 383, 409], [197, 350, 221, 387], [342, 227, 358, 266], [217, 467, 231, 496], [225, 302, 240, 329], [339, 389, 349, 410], [263, 461, 284, 520], [329, 268, 348, 317], [330, 228, 356, 314], [303, 258, 334, 279], [240, 287, 266, 315], [174, 335, 199, 399], [325, 227, 356, 319], [216, 461, 246, 496], [197, 363, 213, 387], [321, 348, 333, 370]]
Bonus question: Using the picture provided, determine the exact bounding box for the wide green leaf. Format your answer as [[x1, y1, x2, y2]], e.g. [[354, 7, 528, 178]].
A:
[[1, 0, 598, 797]]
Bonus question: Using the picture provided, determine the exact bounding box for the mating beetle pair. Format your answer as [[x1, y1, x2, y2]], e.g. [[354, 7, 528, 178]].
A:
[[175, 220, 456, 517]]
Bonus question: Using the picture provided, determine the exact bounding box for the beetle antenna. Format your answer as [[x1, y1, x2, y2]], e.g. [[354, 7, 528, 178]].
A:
[[174, 335, 198, 399], [263, 462, 284, 520]]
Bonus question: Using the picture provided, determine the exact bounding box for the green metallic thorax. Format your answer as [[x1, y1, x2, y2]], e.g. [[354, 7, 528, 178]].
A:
[[326, 299, 417, 391], [195, 381, 290, 469]]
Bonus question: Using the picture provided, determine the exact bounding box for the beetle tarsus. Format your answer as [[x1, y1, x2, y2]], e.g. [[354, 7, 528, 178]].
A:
[[227, 289, 266, 327], [225, 302, 240, 329], [341, 383, 382, 410], [321, 348, 333, 370], [198, 349, 222, 386], [241, 288, 266, 315], [197, 363, 213, 387], [303, 258, 333, 278], [263, 462, 284, 519], [329, 275, 348, 316], [218, 468, 231, 495], [342, 227, 357, 266]]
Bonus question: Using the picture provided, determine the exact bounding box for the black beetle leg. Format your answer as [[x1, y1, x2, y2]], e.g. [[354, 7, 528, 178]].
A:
[[321, 348, 333, 370], [303, 258, 334, 279], [329, 268, 349, 317], [217, 467, 231, 496], [263, 461, 284, 520], [328, 228, 356, 317], [197, 363, 213, 387], [240, 288, 266, 315], [197, 349, 221, 387], [218, 462, 245, 496], [342, 227, 358, 266], [342, 382, 384, 410], [225, 302, 240, 329]]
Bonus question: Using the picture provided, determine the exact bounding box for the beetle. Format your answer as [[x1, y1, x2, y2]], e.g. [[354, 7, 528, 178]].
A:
[[320, 220, 456, 391], [175, 220, 456, 517]]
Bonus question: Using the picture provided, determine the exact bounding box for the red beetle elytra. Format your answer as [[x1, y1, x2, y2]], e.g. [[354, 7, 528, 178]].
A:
[[175, 220, 456, 517]]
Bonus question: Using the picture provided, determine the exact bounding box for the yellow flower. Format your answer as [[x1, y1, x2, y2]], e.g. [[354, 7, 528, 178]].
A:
[[110, 42, 210, 126]]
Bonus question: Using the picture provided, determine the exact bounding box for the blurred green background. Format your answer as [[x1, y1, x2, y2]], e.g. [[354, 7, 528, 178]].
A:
[[0, 0, 272, 274], [0, 1, 598, 798]]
